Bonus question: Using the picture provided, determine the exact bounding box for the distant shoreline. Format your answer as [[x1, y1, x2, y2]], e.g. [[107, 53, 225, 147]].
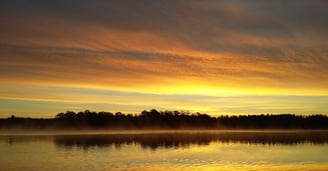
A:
[[1, 109, 328, 130], [2, 129, 328, 136]]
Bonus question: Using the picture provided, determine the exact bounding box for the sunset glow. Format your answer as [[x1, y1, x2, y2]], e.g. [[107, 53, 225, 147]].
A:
[[1, 0, 328, 117]]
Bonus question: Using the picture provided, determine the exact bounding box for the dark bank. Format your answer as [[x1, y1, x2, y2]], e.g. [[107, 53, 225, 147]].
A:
[[1, 109, 328, 130]]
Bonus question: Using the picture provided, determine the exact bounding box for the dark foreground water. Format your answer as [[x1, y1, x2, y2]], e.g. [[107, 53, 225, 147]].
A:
[[1, 130, 328, 171]]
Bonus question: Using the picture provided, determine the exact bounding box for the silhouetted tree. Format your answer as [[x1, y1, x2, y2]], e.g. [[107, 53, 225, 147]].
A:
[[1, 109, 328, 129]]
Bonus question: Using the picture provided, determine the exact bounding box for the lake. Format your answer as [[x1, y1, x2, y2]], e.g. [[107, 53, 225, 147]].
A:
[[1, 130, 328, 171]]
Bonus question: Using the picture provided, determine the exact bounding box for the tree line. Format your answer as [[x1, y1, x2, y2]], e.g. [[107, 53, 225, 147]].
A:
[[1, 109, 328, 129]]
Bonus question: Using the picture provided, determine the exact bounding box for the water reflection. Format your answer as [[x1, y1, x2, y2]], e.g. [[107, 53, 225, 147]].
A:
[[2, 131, 328, 171], [52, 131, 328, 150], [2, 131, 328, 150], [0, 135, 52, 145]]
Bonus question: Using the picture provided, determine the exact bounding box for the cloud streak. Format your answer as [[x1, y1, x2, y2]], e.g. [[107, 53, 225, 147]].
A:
[[0, 0, 328, 116]]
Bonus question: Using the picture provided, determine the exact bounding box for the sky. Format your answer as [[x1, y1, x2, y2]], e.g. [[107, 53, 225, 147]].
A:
[[0, 0, 328, 117]]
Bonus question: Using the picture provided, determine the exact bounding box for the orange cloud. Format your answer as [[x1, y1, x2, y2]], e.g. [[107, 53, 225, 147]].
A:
[[1, 1, 328, 116]]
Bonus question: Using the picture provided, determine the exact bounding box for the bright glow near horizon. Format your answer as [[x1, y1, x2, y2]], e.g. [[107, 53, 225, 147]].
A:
[[1, 0, 328, 117]]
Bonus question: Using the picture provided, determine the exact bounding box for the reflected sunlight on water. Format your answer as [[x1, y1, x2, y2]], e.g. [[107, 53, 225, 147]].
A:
[[0, 130, 328, 171]]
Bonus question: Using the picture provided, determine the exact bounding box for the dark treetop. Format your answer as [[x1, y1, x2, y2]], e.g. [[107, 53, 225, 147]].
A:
[[1, 109, 328, 130]]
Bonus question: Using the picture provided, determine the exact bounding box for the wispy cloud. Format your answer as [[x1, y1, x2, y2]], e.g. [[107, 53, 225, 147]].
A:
[[0, 0, 327, 116]]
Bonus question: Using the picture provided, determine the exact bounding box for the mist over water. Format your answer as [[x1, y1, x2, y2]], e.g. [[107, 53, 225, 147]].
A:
[[1, 130, 328, 171]]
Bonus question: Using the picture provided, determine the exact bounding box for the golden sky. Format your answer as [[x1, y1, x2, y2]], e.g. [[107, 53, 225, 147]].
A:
[[0, 0, 328, 117]]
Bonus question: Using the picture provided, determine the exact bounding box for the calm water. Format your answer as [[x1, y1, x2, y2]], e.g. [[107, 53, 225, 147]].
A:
[[1, 130, 328, 171]]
